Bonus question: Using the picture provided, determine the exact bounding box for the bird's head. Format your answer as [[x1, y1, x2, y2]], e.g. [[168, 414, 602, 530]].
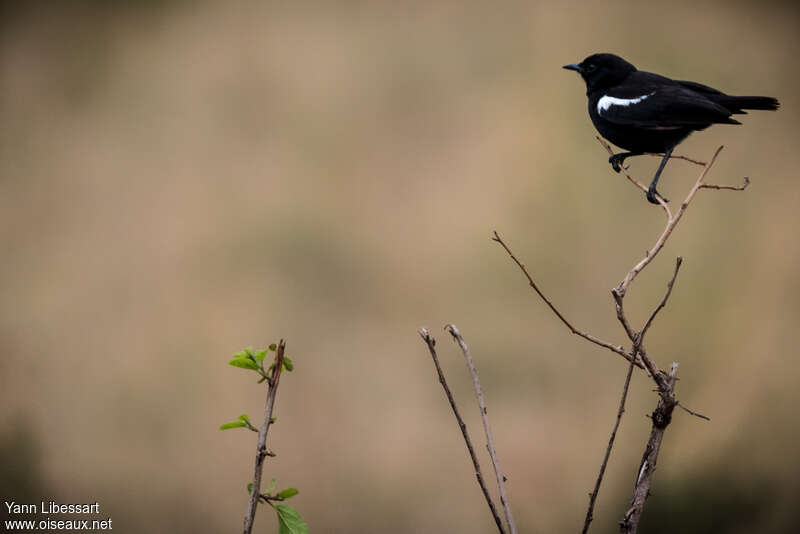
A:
[[563, 53, 637, 93]]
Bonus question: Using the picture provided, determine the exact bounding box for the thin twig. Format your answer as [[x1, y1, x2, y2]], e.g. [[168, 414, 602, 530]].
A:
[[492, 231, 642, 369], [639, 257, 683, 343], [700, 176, 750, 191], [243, 340, 286, 534], [418, 329, 505, 534], [677, 402, 711, 421], [446, 324, 517, 534], [582, 350, 637, 534]]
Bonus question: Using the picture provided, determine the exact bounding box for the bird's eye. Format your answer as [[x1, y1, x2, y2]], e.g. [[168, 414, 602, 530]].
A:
[[584, 64, 597, 73]]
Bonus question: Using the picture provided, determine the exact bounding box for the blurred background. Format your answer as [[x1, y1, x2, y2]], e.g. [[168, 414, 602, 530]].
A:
[[1, 1, 798, 532]]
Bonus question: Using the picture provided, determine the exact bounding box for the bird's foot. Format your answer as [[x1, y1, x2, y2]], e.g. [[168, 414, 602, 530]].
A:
[[646, 186, 668, 205], [609, 153, 627, 173]]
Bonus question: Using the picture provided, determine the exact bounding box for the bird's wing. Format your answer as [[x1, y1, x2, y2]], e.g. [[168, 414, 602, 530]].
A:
[[598, 85, 738, 128], [675, 80, 727, 97]]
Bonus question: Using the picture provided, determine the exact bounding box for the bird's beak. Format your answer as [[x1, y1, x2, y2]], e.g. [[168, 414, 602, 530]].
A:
[[562, 63, 582, 73]]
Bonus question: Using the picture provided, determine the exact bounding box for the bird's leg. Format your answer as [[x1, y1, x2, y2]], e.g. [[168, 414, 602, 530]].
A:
[[609, 151, 642, 173], [646, 148, 673, 204]]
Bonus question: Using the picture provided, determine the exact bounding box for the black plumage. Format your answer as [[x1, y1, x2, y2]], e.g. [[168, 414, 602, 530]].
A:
[[563, 53, 779, 204]]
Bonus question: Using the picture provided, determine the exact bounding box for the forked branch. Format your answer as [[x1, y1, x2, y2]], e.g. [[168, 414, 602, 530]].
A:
[[614, 145, 725, 297], [494, 142, 739, 533]]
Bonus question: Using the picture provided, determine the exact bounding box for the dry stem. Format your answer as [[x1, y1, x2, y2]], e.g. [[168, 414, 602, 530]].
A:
[[419, 328, 505, 534], [492, 231, 642, 369], [446, 324, 517, 534], [243, 340, 286, 534], [582, 351, 637, 534]]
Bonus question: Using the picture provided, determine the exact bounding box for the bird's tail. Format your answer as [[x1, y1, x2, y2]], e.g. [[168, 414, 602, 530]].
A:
[[723, 95, 780, 114]]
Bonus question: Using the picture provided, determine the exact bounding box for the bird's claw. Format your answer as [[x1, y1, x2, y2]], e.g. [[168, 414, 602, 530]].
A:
[[646, 188, 668, 205], [609, 154, 625, 173]]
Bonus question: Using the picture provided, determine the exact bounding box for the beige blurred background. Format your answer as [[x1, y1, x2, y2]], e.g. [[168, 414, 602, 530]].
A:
[[1, 1, 798, 532]]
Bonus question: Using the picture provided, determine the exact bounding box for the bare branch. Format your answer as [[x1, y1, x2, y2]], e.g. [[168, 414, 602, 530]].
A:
[[582, 350, 637, 534], [243, 340, 286, 534], [620, 364, 679, 534], [494, 142, 739, 533], [492, 231, 642, 369], [418, 328, 505, 534], [446, 324, 517, 534]]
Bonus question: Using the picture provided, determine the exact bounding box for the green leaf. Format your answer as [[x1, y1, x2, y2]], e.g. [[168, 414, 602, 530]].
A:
[[229, 358, 259, 370], [233, 350, 248, 359], [219, 421, 246, 430], [238, 414, 250, 423], [267, 478, 277, 494], [269, 343, 277, 351], [277, 488, 299, 499], [282, 356, 294, 372], [247, 483, 253, 494], [275, 505, 308, 534], [256, 349, 268, 362], [244, 346, 254, 356]]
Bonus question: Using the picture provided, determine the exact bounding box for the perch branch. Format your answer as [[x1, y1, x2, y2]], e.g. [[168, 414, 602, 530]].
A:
[[243, 340, 286, 534], [446, 324, 517, 534], [492, 231, 643, 369], [613, 144, 727, 297], [419, 329, 505, 534]]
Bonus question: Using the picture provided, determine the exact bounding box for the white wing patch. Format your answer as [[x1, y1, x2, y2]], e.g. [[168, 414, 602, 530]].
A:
[[597, 92, 656, 115]]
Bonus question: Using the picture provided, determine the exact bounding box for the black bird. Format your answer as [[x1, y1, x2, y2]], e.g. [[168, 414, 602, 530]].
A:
[[563, 53, 778, 204]]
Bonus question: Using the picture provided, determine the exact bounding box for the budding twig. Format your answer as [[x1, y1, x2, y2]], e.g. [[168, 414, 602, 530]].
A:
[[243, 340, 286, 534]]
